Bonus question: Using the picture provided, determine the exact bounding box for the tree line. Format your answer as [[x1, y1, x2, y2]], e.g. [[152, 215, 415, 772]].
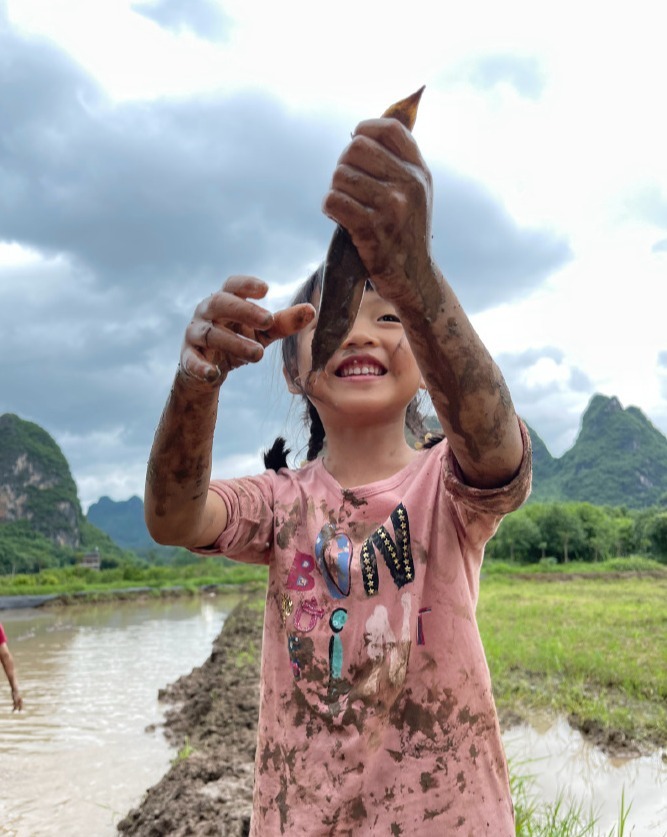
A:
[[487, 501, 667, 564], [0, 519, 134, 576], [3, 500, 667, 576]]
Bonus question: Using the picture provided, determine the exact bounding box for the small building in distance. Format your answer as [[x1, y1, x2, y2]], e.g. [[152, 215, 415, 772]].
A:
[[79, 548, 101, 571]]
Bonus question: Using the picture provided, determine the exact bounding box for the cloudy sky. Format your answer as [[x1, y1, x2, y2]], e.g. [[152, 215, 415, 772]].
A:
[[1, 0, 666, 511]]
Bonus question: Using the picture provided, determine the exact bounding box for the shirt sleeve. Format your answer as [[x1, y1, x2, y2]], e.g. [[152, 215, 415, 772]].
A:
[[443, 418, 533, 549], [191, 472, 277, 565]]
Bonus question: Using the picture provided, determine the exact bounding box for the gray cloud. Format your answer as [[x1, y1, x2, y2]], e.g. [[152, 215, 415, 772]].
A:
[[500, 346, 565, 367], [0, 43, 338, 289], [496, 348, 594, 456], [466, 54, 546, 100], [433, 184, 572, 310], [131, 0, 233, 41], [0, 18, 574, 506], [568, 366, 594, 393]]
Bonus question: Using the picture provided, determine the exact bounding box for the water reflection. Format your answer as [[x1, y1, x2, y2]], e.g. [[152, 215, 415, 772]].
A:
[[503, 717, 667, 833], [0, 594, 240, 837]]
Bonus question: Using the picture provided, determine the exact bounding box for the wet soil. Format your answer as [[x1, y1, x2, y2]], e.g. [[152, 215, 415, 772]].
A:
[[117, 593, 263, 837], [117, 588, 664, 836]]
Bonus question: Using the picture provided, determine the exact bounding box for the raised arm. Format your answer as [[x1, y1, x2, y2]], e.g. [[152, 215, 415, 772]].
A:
[[322, 117, 523, 488], [393, 262, 522, 488], [145, 276, 314, 548]]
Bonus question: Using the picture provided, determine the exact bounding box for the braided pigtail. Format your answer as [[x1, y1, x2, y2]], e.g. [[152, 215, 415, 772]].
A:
[[263, 437, 290, 471], [306, 401, 326, 461]]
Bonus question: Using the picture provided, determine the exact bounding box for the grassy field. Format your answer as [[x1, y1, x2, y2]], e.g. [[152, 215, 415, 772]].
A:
[[479, 560, 667, 753], [477, 559, 666, 834], [0, 559, 269, 598]]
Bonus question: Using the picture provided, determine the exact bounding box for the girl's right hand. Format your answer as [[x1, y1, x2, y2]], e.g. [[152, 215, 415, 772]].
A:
[[179, 275, 315, 386], [322, 118, 434, 310]]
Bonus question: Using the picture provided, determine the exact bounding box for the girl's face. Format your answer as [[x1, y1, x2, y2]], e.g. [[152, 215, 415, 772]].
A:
[[286, 289, 422, 429]]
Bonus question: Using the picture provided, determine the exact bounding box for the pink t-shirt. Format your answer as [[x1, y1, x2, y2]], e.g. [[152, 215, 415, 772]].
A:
[[203, 423, 531, 835]]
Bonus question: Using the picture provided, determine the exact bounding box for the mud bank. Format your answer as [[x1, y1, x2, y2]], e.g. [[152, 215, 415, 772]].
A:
[[117, 594, 263, 837]]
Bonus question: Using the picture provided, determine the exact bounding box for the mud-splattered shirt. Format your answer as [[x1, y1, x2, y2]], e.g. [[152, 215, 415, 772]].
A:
[[203, 422, 531, 836]]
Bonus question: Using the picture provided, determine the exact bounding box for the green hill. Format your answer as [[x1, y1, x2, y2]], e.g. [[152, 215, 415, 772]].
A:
[[528, 395, 667, 507], [87, 495, 156, 552], [0, 414, 135, 573], [86, 497, 192, 562], [524, 422, 560, 497], [0, 413, 82, 547]]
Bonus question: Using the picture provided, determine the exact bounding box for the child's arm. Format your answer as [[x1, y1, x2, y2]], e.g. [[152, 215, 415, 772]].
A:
[[0, 642, 22, 711], [322, 118, 524, 489], [144, 275, 314, 548]]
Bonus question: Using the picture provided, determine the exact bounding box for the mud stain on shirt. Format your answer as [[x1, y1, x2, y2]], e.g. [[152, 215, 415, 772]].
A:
[[275, 500, 302, 549], [342, 488, 368, 509]]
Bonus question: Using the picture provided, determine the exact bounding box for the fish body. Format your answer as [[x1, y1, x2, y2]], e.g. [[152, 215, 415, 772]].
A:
[[310, 87, 425, 372]]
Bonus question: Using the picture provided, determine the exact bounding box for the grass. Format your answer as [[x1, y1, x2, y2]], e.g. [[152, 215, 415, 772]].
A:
[[512, 771, 633, 836], [171, 736, 195, 765], [485, 556, 666, 577], [234, 640, 259, 668], [479, 564, 667, 751], [0, 561, 269, 597]]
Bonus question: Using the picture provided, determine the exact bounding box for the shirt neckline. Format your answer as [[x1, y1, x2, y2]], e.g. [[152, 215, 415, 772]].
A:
[[309, 448, 431, 498]]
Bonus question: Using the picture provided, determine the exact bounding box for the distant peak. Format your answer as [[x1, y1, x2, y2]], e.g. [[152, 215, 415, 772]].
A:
[[583, 393, 623, 421]]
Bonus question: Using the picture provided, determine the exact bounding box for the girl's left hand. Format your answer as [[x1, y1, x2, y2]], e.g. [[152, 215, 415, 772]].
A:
[[321, 117, 434, 307], [179, 276, 315, 386]]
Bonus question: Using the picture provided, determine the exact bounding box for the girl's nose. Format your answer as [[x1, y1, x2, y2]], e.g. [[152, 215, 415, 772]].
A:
[[342, 316, 378, 347]]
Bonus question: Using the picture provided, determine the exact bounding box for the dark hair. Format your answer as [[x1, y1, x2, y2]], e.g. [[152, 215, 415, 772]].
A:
[[263, 265, 441, 471]]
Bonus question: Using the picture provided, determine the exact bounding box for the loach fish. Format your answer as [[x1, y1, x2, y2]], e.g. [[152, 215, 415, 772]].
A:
[[310, 86, 425, 373]]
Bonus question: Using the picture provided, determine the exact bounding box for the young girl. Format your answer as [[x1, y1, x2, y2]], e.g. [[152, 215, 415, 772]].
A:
[[146, 114, 531, 835]]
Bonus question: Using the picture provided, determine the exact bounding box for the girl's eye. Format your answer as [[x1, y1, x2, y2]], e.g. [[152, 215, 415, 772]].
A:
[[379, 314, 401, 323]]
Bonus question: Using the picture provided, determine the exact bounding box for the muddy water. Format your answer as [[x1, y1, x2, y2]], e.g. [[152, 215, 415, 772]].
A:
[[503, 716, 667, 834], [0, 594, 240, 837]]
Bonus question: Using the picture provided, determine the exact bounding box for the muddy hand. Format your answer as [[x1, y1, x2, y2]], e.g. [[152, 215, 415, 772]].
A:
[[311, 87, 425, 372], [179, 276, 315, 386], [325, 114, 434, 308]]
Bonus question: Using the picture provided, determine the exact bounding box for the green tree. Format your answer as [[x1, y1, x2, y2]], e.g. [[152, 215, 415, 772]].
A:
[[608, 512, 638, 557], [575, 503, 615, 561], [537, 504, 587, 563], [489, 512, 542, 562], [646, 512, 667, 559]]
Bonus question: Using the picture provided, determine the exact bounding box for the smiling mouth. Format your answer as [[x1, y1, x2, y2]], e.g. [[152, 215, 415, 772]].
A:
[[336, 360, 386, 378]]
